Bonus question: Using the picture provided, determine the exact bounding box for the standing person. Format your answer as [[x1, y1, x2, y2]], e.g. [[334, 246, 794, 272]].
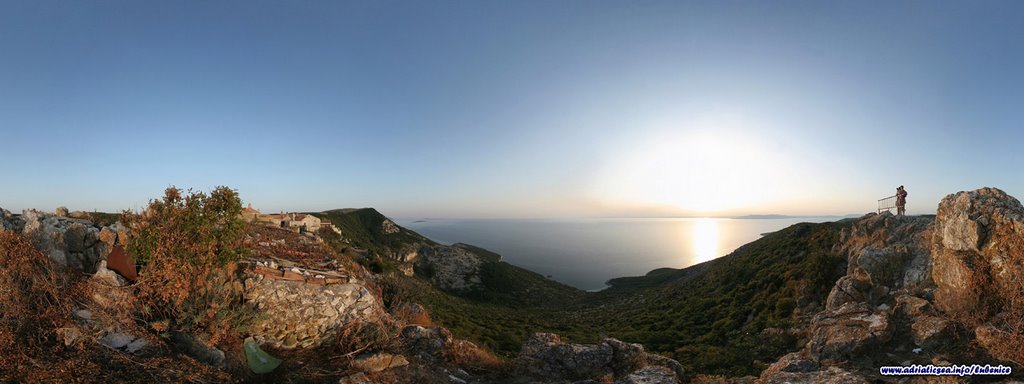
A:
[[896, 185, 908, 217]]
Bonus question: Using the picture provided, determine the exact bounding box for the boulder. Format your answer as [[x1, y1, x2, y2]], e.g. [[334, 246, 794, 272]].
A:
[[401, 325, 454, 361], [101, 332, 135, 349], [825, 276, 870, 310], [893, 295, 932, 319], [4, 208, 25, 232], [99, 227, 118, 246], [760, 352, 820, 378], [760, 365, 869, 384], [56, 206, 69, 217], [911, 315, 951, 349], [350, 352, 409, 373], [848, 247, 908, 288], [514, 333, 683, 382], [932, 187, 1024, 320], [615, 366, 677, 384], [807, 302, 892, 361], [517, 333, 614, 380], [171, 332, 226, 368]]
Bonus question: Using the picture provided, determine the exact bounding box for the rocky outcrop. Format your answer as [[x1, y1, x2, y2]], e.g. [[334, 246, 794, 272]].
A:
[[243, 268, 385, 349], [514, 333, 684, 383], [417, 245, 483, 291], [18, 209, 123, 272], [1, 206, 22, 232], [828, 212, 934, 311], [382, 218, 400, 235], [761, 187, 1024, 381], [931, 187, 1024, 365]]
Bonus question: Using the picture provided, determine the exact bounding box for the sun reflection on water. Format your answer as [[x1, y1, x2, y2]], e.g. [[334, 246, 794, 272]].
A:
[[692, 218, 721, 263]]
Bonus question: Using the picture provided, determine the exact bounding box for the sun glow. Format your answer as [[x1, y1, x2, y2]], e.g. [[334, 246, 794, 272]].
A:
[[593, 127, 801, 214], [691, 218, 721, 263]]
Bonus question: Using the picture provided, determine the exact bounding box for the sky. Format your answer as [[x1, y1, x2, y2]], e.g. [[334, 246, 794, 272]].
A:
[[2, 1, 1023, 218]]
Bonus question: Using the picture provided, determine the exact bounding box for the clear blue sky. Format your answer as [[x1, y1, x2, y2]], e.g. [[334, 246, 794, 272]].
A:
[[2, 1, 1022, 218]]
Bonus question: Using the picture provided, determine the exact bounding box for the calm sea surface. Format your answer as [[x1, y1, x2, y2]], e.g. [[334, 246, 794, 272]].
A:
[[397, 217, 833, 291]]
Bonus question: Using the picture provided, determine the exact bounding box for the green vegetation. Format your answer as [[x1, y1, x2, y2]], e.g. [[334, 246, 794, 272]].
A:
[[315, 208, 433, 256], [379, 220, 850, 376], [311, 206, 850, 375], [579, 221, 848, 376], [122, 186, 256, 343]]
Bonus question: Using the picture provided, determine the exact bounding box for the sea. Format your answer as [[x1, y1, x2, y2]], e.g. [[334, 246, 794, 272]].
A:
[[397, 217, 837, 291]]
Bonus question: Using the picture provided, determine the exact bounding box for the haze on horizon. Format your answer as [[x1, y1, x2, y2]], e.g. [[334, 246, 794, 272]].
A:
[[2, 1, 1023, 219]]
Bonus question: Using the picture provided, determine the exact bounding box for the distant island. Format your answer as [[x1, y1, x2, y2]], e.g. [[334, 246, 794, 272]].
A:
[[731, 213, 861, 220]]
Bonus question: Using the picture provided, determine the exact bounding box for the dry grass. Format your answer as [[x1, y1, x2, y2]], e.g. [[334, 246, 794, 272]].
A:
[[0, 231, 232, 383], [391, 303, 434, 328]]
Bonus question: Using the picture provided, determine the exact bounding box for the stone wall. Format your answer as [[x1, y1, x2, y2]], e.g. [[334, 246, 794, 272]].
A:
[[243, 268, 386, 349]]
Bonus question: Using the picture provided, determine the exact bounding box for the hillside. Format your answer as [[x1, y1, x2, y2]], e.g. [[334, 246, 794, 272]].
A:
[[316, 207, 851, 376], [5, 187, 1024, 383], [563, 221, 850, 376]]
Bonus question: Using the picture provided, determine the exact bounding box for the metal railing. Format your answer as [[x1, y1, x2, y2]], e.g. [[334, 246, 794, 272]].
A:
[[878, 195, 897, 214]]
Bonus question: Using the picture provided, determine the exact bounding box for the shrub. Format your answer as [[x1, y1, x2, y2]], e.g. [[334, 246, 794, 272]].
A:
[[122, 186, 256, 344]]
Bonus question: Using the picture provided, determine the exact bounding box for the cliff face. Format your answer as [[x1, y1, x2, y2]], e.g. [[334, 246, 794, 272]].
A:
[[761, 187, 1024, 383]]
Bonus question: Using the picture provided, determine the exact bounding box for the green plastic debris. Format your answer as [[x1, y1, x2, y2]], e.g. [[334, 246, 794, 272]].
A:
[[244, 337, 282, 374]]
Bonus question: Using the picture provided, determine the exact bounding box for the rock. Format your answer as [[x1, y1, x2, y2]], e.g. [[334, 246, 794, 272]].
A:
[[833, 213, 935, 291], [382, 219, 400, 234], [893, 295, 932, 319], [759, 352, 820, 384], [605, 338, 647, 376], [125, 337, 149, 353], [99, 227, 117, 246], [392, 303, 431, 326], [644, 353, 686, 382], [515, 333, 683, 382], [932, 187, 1024, 320], [807, 302, 892, 361], [73, 308, 94, 320], [765, 352, 820, 375], [171, 332, 226, 368], [911, 315, 951, 349], [22, 210, 67, 265], [56, 327, 82, 346], [417, 245, 484, 291], [92, 260, 127, 287], [615, 366, 677, 384], [402, 325, 454, 361], [64, 223, 89, 252], [519, 333, 614, 379], [351, 352, 409, 373], [760, 365, 869, 384], [101, 332, 135, 349], [56, 206, 69, 217], [337, 372, 374, 384], [849, 247, 908, 288], [825, 276, 870, 310]]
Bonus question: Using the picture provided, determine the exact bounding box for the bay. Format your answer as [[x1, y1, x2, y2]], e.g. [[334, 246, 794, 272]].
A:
[[397, 217, 834, 291]]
